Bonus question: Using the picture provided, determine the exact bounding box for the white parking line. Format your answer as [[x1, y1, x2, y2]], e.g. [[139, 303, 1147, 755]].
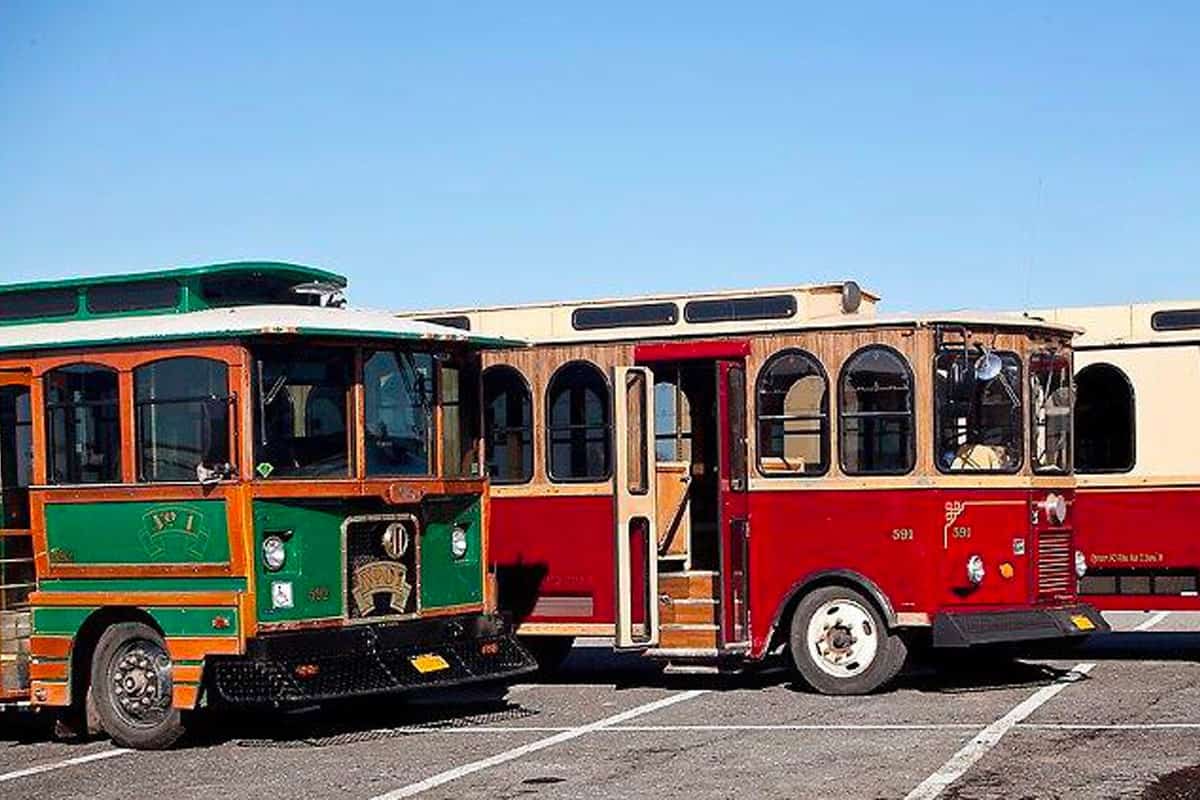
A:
[[1134, 611, 1171, 631], [0, 748, 130, 784], [903, 662, 1096, 800], [370, 690, 706, 799], [378, 721, 1200, 736]]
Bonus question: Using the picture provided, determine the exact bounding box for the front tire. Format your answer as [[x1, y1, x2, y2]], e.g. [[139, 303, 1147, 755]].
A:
[[90, 622, 186, 750], [788, 586, 907, 695]]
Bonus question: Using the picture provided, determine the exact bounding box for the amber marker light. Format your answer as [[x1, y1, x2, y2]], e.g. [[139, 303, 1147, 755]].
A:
[[999, 563, 1015, 579], [294, 664, 320, 679]]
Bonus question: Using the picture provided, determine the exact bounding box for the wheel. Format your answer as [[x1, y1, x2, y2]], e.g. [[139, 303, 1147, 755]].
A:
[[89, 622, 186, 750], [788, 586, 907, 695], [519, 635, 575, 676]]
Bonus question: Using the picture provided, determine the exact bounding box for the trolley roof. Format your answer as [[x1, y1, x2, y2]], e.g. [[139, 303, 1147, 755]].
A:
[[0, 303, 518, 354], [1028, 301, 1200, 348], [399, 282, 1077, 344], [0, 261, 348, 326]]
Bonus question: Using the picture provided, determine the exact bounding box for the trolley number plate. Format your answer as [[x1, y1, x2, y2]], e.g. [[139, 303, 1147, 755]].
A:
[[410, 653, 451, 674], [1070, 615, 1096, 631]]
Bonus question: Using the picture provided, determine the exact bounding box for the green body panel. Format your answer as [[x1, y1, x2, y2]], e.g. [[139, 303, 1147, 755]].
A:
[[32, 606, 238, 637], [420, 496, 484, 609], [43, 500, 230, 565], [252, 500, 347, 624], [37, 577, 247, 593]]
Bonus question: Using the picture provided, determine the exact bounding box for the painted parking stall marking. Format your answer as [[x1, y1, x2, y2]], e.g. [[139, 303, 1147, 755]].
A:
[[370, 690, 707, 799], [0, 748, 130, 784], [903, 663, 1096, 800]]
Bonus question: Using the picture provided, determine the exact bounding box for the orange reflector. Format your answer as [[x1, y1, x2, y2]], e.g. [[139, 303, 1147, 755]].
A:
[[294, 664, 320, 679], [480, 641, 500, 656], [212, 616, 232, 630], [999, 563, 1015, 579]]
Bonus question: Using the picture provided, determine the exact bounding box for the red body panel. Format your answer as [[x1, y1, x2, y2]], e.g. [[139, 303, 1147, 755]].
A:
[[1075, 485, 1200, 610], [491, 485, 1075, 657]]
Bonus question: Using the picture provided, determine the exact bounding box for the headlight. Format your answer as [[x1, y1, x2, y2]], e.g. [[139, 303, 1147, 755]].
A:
[[1075, 550, 1088, 579], [966, 555, 986, 585], [450, 525, 469, 559], [1042, 493, 1068, 525], [262, 536, 287, 572]]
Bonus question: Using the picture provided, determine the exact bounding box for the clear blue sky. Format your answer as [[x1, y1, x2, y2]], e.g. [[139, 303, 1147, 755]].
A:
[[2, 3, 1196, 312]]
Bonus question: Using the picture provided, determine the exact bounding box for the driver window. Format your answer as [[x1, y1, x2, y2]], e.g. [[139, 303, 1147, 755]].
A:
[[934, 349, 1023, 473], [253, 348, 352, 479], [364, 350, 433, 476]]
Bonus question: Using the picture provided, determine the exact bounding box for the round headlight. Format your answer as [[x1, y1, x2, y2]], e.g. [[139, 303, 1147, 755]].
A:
[[966, 555, 986, 585], [450, 525, 469, 560], [1075, 550, 1088, 579], [262, 536, 287, 572], [1043, 493, 1068, 525]]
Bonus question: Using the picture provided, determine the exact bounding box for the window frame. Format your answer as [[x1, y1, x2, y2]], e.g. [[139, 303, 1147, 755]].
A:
[[837, 345, 917, 477], [931, 347, 1024, 476], [545, 359, 613, 484], [361, 347, 437, 479], [755, 348, 831, 478], [1074, 361, 1137, 475], [482, 364, 535, 485], [1029, 348, 1074, 476], [133, 356, 235, 484], [43, 362, 123, 486]]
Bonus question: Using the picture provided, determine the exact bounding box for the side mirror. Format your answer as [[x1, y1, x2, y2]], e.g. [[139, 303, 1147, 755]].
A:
[[197, 462, 234, 487], [974, 351, 1004, 382]]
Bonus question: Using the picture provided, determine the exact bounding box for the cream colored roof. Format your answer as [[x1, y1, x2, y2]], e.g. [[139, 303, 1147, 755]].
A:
[[1029, 301, 1200, 347], [0, 304, 521, 354]]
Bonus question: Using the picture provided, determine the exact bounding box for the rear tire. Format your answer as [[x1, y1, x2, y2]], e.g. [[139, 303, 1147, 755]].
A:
[[520, 635, 575, 676], [788, 586, 906, 695], [90, 622, 186, 750]]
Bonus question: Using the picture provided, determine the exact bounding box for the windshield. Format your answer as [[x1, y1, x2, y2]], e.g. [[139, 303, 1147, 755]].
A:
[[253, 347, 352, 479], [935, 348, 1023, 473], [363, 350, 434, 476], [1030, 348, 1073, 474]]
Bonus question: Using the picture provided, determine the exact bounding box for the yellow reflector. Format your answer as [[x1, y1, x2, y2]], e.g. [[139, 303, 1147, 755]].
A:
[[410, 653, 451, 674], [1070, 615, 1096, 631]]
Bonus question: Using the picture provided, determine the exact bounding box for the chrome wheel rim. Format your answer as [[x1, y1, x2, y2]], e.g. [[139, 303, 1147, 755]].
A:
[[806, 598, 879, 679], [108, 638, 173, 728]]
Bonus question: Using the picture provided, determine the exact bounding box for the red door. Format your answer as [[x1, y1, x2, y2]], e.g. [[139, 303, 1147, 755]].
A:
[[716, 360, 751, 648]]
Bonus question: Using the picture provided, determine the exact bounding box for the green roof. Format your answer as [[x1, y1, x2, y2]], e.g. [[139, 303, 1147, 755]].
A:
[[0, 261, 346, 294]]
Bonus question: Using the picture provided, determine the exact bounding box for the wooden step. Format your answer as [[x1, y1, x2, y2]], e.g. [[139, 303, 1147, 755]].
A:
[[659, 597, 719, 625], [658, 571, 718, 601], [658, 623, 718, 650]]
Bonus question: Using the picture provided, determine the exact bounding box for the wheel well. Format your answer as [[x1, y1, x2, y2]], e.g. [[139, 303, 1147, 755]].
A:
[[767, 574, 896, 654], [68, 607, 163, 707]]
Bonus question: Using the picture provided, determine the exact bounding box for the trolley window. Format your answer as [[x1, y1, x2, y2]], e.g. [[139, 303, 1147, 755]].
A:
[[0, 385, 32, 528], [135, 358, 232, 483], [44, 364, 121, 484], [483, 366, 533, 484], [0, 289, 77, 321], [572, 303, 678, 331], [363, 350, 434, 477], [839, 347, 915, 475], [653, 370, 693, 462], [440, 354, 481, 478], [1151, 309, 1200, 331], [1030, 348, 1073, 474], [1076, 363, 1135, 473], [87, 280, 180, 315], [756, 349, 829, 476], [684, 294, 796, 324], [934, 348, 1023, 473], [253, 347, 352, 479], [547, 361, 611, 481]]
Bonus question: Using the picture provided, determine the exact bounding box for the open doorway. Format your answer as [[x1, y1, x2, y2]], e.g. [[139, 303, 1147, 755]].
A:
[[651, 362, 720, 572]]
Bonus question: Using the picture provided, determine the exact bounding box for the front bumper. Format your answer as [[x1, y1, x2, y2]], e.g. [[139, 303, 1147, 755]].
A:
[[209, 613, 536, 706], [932, 604, 1109, 648]]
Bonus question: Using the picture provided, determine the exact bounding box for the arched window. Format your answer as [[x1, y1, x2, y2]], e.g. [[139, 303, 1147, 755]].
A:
[[756, 349, 829, 476], [546, 361, 611, 481], [135, 357, 231, 482], [44, 364, 121, 484], [1076, 363, 1135, 473], [483, 366, 533, 483], [839, 347, 915, 475]]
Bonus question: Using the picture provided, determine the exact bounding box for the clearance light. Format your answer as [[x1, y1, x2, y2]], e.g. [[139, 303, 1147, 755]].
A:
[[1075, 551, 1089, 579], [450, 524, 469, 560], [966, 555, 986, 586], [1042, 493, 1068, 526], [999, 562, 1015, 580]]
